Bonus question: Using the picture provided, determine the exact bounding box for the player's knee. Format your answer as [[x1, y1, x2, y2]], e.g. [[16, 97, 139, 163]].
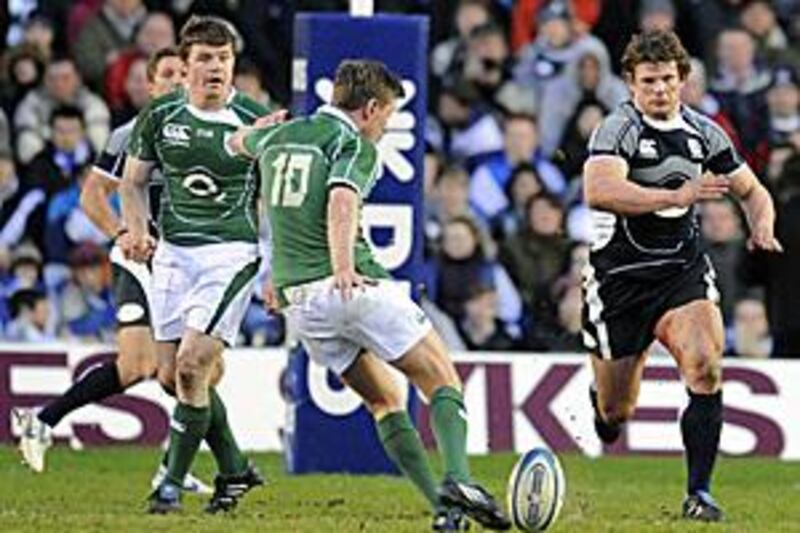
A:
[[157, 366, 176, 395], [364, 392, 405, 419], [176, 356, 204, 391], [685, 358, 722, 393], [600, 400, 635, 425]]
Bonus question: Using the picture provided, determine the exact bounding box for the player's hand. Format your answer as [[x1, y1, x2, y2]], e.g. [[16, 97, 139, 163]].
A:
[[747, 224, 783, 253], [254, 109, 288, 128], [123, 232, 156, 263], [674, 176, 730, 207], [262, 279, 280, 312], [331, 269, 376, 301]]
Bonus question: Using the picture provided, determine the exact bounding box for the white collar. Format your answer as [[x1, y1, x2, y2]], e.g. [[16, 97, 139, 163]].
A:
[[185, 89, 242, 127], [317, 104, 359, 132]]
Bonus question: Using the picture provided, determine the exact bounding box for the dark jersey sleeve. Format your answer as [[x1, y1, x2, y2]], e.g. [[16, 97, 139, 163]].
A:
[[697, 116, 744, 175], [93, 120, 134, 181]]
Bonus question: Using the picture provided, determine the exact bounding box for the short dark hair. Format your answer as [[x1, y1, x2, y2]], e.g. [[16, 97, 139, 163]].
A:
[[146, 46, 180, 83], [9, 289, 46, 318], [178, 16, 236, 60], [49, 104, 84, 126], [621, 30, 691, 80], [332, 59, 405, 110]]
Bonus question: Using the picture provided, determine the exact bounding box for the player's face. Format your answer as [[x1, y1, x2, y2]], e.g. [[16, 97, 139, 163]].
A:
[[185, 43, 235, 107], [149, 56, 184, 98], [362, 99, 396, 142], [629, 61, 684, 120]]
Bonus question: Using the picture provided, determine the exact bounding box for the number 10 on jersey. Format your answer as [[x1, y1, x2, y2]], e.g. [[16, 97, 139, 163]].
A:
[[271, 152, 313, 207]]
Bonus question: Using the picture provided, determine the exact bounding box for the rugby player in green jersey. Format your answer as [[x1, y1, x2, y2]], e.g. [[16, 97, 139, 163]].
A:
[[15, 47, 212, 495], [121, 17, 272, 514], [229, 60, 511, 531]]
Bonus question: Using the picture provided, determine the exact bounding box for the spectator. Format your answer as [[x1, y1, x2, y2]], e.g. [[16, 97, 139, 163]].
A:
[[13, 55, 110, 164], [534, 282, 584, 352], [469, 113, 565, 224], [72, 0, 147, 91], [638, 0, 676, 33], [57, 241, 115, 341], [679, 0, 745, 64], [511, 0, 601, 53], [766, 65, 800, 147], [110, 55, 149, 125], [431, 0, 490, 87], [700, 198, 747, 322], [47, 165, 109, 264], [458, 281, 518, 351], [727, 295, 772, 358], [104, 11, 175, 111], [497, 163, 545, 238], [513, 1, 608, 108], [428, 216, 522, 328], [461, 22, 515, 110], [766, 153, 800, 357], [0, 44, 46, 114], [427, 166, 486, 234], [6, 243, 45, 293], [740, 0, 797, 69], [710, 28, 771, 175], [24, 105, 94, 197], [500, 192, 569, 316], [680, 58, 741, 150], [426, 77, 503, 168], [540, 46, 628, 161], [20, 12, 56, 62], [234, 58, 273, 109], [5, 288, 54, 342], [0, 151, 47, 252]]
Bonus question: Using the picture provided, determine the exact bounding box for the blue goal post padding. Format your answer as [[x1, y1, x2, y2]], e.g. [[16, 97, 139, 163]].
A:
[[283, 13, 428, 475]]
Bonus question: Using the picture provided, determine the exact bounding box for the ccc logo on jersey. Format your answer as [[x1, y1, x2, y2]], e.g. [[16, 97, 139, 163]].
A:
[[163, 123, 191, 145]]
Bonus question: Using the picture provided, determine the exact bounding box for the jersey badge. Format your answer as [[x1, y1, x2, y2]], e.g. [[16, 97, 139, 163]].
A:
[[163, 123, 191, 145], [687, 138, 703, 159], [638, 138, 658, 159]]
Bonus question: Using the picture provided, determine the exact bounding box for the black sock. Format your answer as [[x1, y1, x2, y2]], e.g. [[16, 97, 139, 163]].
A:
[[680, 389, 723, 495], [37, 362, 123, 428]]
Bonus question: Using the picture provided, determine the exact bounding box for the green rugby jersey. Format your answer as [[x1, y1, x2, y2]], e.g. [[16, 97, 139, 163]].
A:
[[244, 104, 388, 290], [127, 89, 269, 246]]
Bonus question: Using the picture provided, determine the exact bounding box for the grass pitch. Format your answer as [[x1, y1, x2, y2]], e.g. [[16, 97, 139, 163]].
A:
[[1, 446, 799, 532]]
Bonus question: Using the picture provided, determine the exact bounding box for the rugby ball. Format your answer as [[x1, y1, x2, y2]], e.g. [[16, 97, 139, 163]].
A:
[[507, 448, 566, 531]]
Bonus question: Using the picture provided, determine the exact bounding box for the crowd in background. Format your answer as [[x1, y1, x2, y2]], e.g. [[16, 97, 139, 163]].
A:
[[0, 0, 797, 358]]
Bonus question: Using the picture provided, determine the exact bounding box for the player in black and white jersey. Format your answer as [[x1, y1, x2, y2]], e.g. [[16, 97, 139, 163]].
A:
[[582, 31, 781, 521], [15, 47, 211, 494]]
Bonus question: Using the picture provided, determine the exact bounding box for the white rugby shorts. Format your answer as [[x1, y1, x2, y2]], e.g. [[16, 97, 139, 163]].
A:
[[283, 277, 432, 375]]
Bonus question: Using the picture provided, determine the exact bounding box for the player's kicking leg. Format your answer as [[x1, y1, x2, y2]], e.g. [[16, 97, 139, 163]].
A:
[[391, 331, 510, 531], [341, 351, 470, 532], [656, 300, 725, 522]]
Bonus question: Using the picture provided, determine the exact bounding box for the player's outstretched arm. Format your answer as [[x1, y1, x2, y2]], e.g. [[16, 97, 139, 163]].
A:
[[584, 156, 729, 215], [119, 155, 156, 262], [729, 166, 783, 253], [228, 110, 289, 158], [80, 170, 122, 239]]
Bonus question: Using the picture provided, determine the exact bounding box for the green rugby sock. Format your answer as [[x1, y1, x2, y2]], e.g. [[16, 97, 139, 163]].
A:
[[206, 388, 247, 475], [377, 411, 440, 510], [430, 386, 470, 483], [165, 403, 210, 488]]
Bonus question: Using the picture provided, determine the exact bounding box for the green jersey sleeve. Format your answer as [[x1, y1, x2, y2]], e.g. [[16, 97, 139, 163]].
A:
[[127, 103, 159, 161], [328, 135, 380, 194]]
